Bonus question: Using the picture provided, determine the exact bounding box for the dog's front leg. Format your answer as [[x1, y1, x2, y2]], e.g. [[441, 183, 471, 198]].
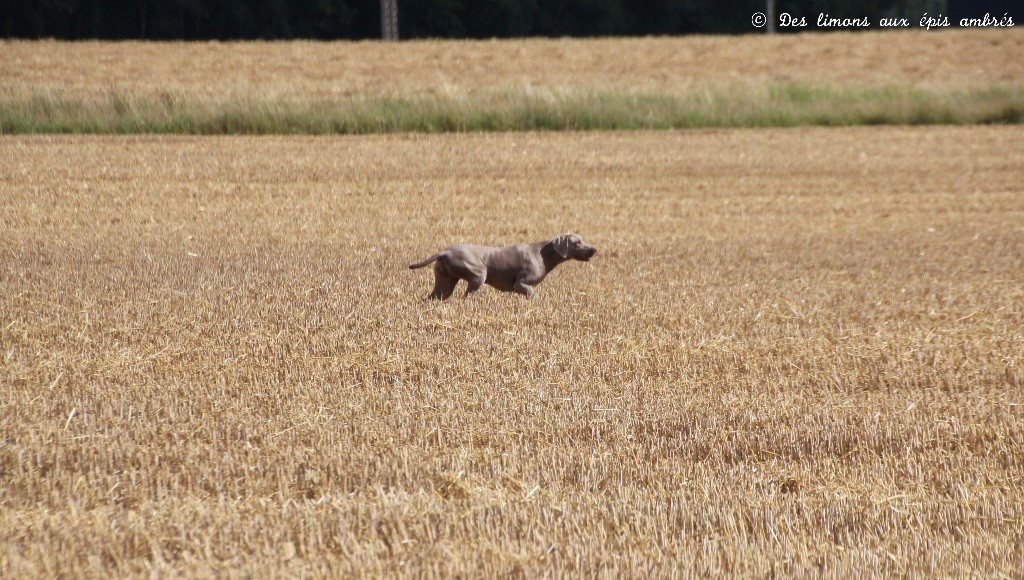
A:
[[513, 281, 535, 298]]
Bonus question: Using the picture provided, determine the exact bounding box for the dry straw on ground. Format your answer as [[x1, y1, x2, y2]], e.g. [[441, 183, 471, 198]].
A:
[[2, 126, 1023, 575]]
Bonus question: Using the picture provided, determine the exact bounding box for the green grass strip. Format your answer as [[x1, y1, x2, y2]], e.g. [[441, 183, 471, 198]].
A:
[[2, 83, 1022, 134]]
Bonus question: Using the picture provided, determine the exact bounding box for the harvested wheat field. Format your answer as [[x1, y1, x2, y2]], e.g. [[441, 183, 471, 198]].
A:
[[4, 32, 1023, 133], [4, 30, 1023, 99], [2, 126, 1023, 575]]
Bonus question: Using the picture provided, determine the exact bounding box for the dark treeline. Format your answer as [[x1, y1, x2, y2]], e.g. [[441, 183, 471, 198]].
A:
[[1, 0, 1013, 39]]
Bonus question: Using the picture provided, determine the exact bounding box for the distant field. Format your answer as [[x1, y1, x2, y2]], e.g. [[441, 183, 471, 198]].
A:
[[5, 31, 1023, 96], [2, 127, 1022, 575], [2, 30, 1023, 132]]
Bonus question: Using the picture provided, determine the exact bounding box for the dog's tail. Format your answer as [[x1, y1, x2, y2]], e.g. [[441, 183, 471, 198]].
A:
[[408, 252, 443, 269]]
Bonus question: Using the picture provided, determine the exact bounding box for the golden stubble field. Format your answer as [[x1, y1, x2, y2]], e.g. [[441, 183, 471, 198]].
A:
[[1, 126, 1023, 576], [3, 29, 1023, 100]]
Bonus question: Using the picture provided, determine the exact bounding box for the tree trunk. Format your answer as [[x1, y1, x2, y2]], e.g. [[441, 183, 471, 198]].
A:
[[380, 0, 399, 41], [139, 0, 146, 39]]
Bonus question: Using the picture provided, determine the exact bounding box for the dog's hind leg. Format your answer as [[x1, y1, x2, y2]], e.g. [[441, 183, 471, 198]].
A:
[[428, 262, 459, 300], [458, 266, 487, 298], [462, 274, 485, 297]]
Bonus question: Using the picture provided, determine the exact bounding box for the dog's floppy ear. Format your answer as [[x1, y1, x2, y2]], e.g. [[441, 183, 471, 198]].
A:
[[553, 234, 571, 258]]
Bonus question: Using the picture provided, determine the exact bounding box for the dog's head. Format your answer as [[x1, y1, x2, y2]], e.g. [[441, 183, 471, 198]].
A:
[[553, 233, 597, 262]]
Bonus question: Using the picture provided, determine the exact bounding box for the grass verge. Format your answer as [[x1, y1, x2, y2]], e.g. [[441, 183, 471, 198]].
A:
[[2, 84, 1023, 134]]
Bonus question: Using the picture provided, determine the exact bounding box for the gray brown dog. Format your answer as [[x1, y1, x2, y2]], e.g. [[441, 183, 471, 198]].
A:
[[409, 233, 597, 300]]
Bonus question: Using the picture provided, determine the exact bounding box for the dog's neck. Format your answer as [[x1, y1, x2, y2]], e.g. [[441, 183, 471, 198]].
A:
[[540, 242, 569, 272]]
